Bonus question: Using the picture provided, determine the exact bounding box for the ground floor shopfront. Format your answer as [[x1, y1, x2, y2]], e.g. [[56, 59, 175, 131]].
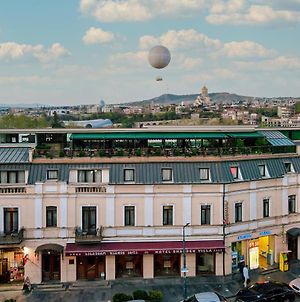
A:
[[65, 240, 225, 281], [0, 247, 24, 283]]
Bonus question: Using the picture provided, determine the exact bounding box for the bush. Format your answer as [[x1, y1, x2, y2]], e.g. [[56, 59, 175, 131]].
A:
[[4, 300, 17, 302], [133, 289, 149, 300], [112, 293, 133, 302], [148, 290, 163, 302]]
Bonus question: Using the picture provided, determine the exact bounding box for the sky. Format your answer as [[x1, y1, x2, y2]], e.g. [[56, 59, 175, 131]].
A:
[[0, 0, 300, 106]]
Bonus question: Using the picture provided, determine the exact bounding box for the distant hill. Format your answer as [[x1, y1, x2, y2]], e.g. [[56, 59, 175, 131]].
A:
[[125, 92, 255, 106]]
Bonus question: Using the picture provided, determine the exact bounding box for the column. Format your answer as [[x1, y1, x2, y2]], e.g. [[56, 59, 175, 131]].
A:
[[106, 255, 115, 280], [143, 254, 154, 279]]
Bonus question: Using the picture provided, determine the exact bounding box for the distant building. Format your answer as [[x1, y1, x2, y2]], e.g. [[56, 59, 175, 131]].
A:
[[194, 85, 211, 107]]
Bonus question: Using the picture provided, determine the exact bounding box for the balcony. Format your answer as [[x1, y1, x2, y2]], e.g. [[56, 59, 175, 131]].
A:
[[75, 226, 103, 244], [0, 186, 26, 194], [75, 186, 107, 193], [0, 228, 24, 245]]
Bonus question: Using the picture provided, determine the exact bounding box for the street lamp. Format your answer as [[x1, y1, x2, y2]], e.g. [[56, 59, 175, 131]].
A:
[[182, 222, 190, 300]]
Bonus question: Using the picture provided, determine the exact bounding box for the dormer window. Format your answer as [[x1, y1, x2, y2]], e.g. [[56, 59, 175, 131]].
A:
[[200, 168, 210, 181], [162, 168, 172, 182], [47, 170, 58, 180], [284, 162, 292, 173], [78, 170, 102, 183], [258, 165, 266, 177], [124, 169, 135, 182], [230, 166, 239, 180], [0, 171, 25, 184]]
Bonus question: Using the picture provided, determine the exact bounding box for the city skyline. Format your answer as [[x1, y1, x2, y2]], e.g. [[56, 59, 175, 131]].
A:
[[0, 0, 300, 105]]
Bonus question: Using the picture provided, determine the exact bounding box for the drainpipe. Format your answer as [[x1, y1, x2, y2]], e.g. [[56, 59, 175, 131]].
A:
[[222, 183, 226, 276]]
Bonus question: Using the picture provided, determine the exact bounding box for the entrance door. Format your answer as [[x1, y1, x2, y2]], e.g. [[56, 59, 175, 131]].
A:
[[42, 253, 61, 282], [77, 256, 105, 280], [288, 235, 298, 260]]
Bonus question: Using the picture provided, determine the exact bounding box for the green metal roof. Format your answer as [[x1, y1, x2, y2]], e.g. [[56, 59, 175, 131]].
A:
[[259, 130, 295, 146], [227, 132, 264, 138], [70, 132, 228, 140]]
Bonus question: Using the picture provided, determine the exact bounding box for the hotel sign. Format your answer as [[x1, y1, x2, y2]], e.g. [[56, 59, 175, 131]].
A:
[[66, 247, 224, 257]]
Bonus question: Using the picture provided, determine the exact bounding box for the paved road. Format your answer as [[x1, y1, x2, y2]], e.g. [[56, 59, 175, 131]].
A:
[[2, 263, 300, 302]]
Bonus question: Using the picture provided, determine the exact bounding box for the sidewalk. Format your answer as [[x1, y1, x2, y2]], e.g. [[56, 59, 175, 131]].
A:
[[1, 261, 300, 302]]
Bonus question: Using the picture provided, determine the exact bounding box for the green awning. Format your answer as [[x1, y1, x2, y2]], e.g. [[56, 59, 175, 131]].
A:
[[227, 132, 264, 138], [70, 132, 228, 140]]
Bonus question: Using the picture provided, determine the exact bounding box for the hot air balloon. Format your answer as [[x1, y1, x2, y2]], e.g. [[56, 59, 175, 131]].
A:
[[148, 45, 171, 69]]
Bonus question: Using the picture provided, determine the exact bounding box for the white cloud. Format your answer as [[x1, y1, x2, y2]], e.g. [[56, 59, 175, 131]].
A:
[[83, 27, 115, 44], [210, 0, 245, 14], [0, 42, 70, 62], [79, 0, 207, 22], [0, 75, 49, 84], [181, 57, 203, 70], [139, 29, 221, 51], [218, 40, 276, 58], [234, 56, 300, 71], [207, 4, 300, 25]]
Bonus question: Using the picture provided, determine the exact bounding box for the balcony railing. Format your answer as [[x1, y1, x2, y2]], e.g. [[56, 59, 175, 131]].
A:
[[75, 186, 107, 193], [75, 226, 103, 244], [0, 186, 26, 194], [0, 228, 24, 244]]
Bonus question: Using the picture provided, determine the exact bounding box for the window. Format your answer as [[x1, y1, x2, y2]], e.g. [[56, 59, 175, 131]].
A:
[[124, 169, 134, 182], [235, 202, 242, 222], [0, 171, 25, 184], [124, 206, 135, 226], [230, 166, 239, 180], [4, 208, 18, 234], [46, 206, 57, 227], [263, 198, 270, 218], [200, 168, 209, 181], [162, 168, 172, 181], [201, 205, 211, 225], [258, 165, 266, 177], [163, 205, 173, 225], [288, 195, 296, 214], [284, 162, 292, 173], [47, 170, 58, 180], [82, 206, 96, 234], [77, 170, 102, 183]]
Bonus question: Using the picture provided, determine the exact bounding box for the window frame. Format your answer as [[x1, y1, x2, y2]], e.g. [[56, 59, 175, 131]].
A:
[[124, 205, 135, 226], [200, 168, 210, 181], [230, 166, 239, 180], [124, 168, 135, 182], [263, 198, 270, 218], [235, 202, 243, 222], [162, 205, 173, 226], [0, 170, 25, 184], [3, 207, 19, 234], [161, 168, 173, 182], [284, 162, 292, 173], [77, 169, 102, 183], [82, 206, 97, 233], [288, 195, 296, 214], [201, 204, 211, 225], [47, 169, 58, 180], [258, 165, 266, 177], [46, 206, 57, 227]]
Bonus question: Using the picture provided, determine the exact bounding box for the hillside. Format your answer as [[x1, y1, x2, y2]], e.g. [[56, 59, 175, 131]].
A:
[[126, 92, 254, 106]]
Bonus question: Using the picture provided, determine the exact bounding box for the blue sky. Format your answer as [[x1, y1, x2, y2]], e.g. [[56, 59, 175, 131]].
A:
[[0, 0, 300, 105]]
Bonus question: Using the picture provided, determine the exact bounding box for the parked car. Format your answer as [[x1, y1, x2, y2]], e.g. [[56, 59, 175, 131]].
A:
[[181, 291, 228, 302], [289, 277, 300, 295], [235, 281, 295, 302]]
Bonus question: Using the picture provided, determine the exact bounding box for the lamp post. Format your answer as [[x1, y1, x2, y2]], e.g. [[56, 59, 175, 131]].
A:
[[182, 222, 190, 300]]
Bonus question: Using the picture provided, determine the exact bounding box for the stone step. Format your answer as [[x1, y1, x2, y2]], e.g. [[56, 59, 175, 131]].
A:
[[69, 280, 111, 290], [35, 283, 66, 291]]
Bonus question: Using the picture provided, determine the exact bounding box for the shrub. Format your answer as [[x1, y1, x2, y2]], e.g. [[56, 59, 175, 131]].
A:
[[4, 300, 17, 302], [133, 289, 149, 300], [148, 290, 163, 302], [112, 293, 133, 302]]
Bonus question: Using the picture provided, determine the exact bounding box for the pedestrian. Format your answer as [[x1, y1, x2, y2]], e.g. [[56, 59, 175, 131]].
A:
[[243, 265, 249, 288], [238, 261, 245, 282], [23, 276, 32, 293]]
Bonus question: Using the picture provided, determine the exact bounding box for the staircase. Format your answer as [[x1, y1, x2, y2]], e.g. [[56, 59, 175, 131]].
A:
[[69, 280, 111, 291], [34, 283, 66, 292]]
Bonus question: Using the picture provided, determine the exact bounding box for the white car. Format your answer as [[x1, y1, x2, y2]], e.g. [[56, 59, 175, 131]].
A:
[[180, 291, 228, 302], [289, 277, 300, 295]]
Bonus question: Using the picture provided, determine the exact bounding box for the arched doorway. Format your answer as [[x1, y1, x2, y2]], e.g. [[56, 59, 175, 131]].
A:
[[35, 244, 64, 282], [287, 228, 300, 260]]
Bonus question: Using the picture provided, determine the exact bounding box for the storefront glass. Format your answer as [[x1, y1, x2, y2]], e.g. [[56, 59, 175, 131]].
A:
[[196, 252, 215, 274], [0, 249, 24, 283], [115, 255, 143, 278], [154, 254, 180, 277], [77, 256, 105, 280]]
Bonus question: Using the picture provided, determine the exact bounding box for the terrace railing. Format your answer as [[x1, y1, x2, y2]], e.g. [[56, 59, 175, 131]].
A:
[[0, 228, 24, 244]]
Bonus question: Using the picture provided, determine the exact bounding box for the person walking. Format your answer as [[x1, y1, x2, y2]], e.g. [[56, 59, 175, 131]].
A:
[[243, 265, 249, 288]]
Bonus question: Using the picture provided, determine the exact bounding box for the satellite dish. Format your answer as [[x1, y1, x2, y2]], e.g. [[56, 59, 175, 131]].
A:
[[148, 45, 171, 69]]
